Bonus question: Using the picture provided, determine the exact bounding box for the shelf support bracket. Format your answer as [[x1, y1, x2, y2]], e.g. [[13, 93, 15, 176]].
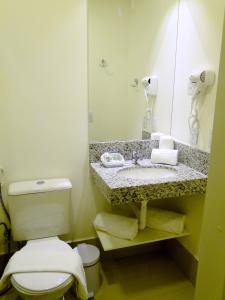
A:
[[139, 200, 148, 230], [130, 200, 148, 230]]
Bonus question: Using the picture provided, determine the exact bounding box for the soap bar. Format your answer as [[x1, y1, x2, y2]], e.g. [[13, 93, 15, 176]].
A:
[[100, 152, 125, 168]]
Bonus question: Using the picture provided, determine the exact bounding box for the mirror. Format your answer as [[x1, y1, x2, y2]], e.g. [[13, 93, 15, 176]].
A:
[[88, 0, 224, 152], [88, 0, 179, 141]]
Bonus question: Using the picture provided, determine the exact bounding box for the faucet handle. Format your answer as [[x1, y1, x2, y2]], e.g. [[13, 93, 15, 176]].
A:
[[132, 151, 139, 164]]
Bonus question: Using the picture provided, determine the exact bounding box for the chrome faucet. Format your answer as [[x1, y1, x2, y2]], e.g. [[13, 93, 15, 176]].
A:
[[132, 151, 139, 165]]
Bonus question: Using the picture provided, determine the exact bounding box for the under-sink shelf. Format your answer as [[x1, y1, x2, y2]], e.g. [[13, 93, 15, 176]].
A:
[[96, 228, 189, 251]]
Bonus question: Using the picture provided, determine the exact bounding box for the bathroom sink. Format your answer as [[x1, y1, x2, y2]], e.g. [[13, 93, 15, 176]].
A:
[[117, 166, 177, 180]]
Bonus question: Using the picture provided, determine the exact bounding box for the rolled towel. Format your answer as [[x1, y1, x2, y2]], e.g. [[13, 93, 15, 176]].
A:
[[151, 149, 178, 165], [146, 207, 186, 234], [93, 212, 138, 240], [159, 135, 174, 149], [151, 132, 164, 141]]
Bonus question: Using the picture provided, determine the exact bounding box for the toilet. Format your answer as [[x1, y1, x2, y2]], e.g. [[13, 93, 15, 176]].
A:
[[7, 178, 76, 300]]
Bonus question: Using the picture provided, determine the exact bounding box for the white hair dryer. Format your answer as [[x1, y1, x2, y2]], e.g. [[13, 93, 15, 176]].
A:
[[189, 70, 215, 98], [188, 70, 215, 145], [141, 76, 158, 133], [142, 76, 158, 100]]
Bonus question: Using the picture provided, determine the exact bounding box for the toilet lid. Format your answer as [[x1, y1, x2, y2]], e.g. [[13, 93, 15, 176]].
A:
[[12, 272, 72, 292]]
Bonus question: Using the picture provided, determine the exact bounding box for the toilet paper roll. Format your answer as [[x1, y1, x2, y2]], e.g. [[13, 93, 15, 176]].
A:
[[151, 149, 178, 166], [151, 132, 164, 141], [159, 135, 174, 150]]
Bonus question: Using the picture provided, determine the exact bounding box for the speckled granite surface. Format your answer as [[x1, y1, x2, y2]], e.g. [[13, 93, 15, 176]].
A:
[[89, 139, 209, 205], [90, 160, 207, 205], [89, 139, 209, 175], [142, 130, 151, 140], [89, 140, 159, 162], [174, 142, 209, 175]]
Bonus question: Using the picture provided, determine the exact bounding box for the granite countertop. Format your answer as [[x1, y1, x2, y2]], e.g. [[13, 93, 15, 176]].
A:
[[90, 159, 208, 205]]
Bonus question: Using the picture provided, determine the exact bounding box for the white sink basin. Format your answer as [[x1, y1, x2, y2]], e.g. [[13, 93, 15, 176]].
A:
[[117, 166, 177, 180]]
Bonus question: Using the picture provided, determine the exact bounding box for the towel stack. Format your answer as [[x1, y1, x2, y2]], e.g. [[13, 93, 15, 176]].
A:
[[93, 212, 138, 240], [146, 207, 186, 234], [151, 135, 178, 166]]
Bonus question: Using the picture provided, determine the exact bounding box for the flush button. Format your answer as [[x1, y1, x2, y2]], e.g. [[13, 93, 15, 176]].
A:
[[36, 180, 45, 185]]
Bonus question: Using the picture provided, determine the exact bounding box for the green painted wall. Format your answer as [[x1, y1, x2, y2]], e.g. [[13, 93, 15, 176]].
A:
[[195, 10, 225, 300]]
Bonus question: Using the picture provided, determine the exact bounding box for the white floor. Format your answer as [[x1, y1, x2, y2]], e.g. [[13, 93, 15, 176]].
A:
[[1, 252, 194, 300]]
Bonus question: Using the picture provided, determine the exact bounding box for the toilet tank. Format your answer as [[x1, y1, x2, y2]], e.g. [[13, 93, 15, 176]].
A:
[[8, 178, 72, 241]]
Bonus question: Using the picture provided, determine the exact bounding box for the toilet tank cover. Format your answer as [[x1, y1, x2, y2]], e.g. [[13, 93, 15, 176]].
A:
[[8, 178, 72, 195]]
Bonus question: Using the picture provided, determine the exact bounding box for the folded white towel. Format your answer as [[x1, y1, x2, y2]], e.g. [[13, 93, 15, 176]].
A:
[[93, 212, 138, 240], [151, 149, 178, 165], [0, 243, 88, 299], [146, 207, 186, 234], [151, 132, 164, 141], [159, 135, 174, 149]]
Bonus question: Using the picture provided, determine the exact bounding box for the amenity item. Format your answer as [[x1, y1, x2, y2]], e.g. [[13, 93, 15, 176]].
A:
[[159, 135, 174, 150], [100, 152, 125, 168], [151, 149, 178, 166], [151, 132, 164, 140], [93, 212, 138, 240], [146, 207, 186, 234]]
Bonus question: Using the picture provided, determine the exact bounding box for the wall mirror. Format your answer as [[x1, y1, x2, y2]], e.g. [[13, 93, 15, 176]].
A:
[[88, 0, 179, 141], [88, 0, 224, 152]]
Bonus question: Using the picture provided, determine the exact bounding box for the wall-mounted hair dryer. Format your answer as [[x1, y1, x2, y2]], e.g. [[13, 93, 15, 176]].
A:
[[188, 70, 215, 98], [188, 70, 215, 145], [141, 76, 158, 133], [142, 76, 158, 99]]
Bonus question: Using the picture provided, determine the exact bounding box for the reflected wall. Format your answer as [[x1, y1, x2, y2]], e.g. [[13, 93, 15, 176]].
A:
[[88, 0, 179, 141], [171, 0, 225, 151], [88, 0, 225, 152]]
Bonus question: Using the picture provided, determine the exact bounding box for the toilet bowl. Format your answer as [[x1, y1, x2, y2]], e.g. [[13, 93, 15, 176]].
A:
[[10, 237, 74, 300]]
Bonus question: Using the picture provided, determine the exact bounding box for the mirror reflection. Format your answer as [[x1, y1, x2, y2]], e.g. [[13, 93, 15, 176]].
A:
[[88, 0, 179, 141], [88, 0, 224, 152]]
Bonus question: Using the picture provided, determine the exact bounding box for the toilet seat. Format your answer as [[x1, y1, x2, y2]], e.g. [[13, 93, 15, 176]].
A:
[[11, 272, 73, 295], [11, 272, 73, 293], [11, 237, 74, 294]]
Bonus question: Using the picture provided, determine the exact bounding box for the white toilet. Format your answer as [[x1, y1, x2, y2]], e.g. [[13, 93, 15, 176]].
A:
[[7, 178, 76, 300]]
